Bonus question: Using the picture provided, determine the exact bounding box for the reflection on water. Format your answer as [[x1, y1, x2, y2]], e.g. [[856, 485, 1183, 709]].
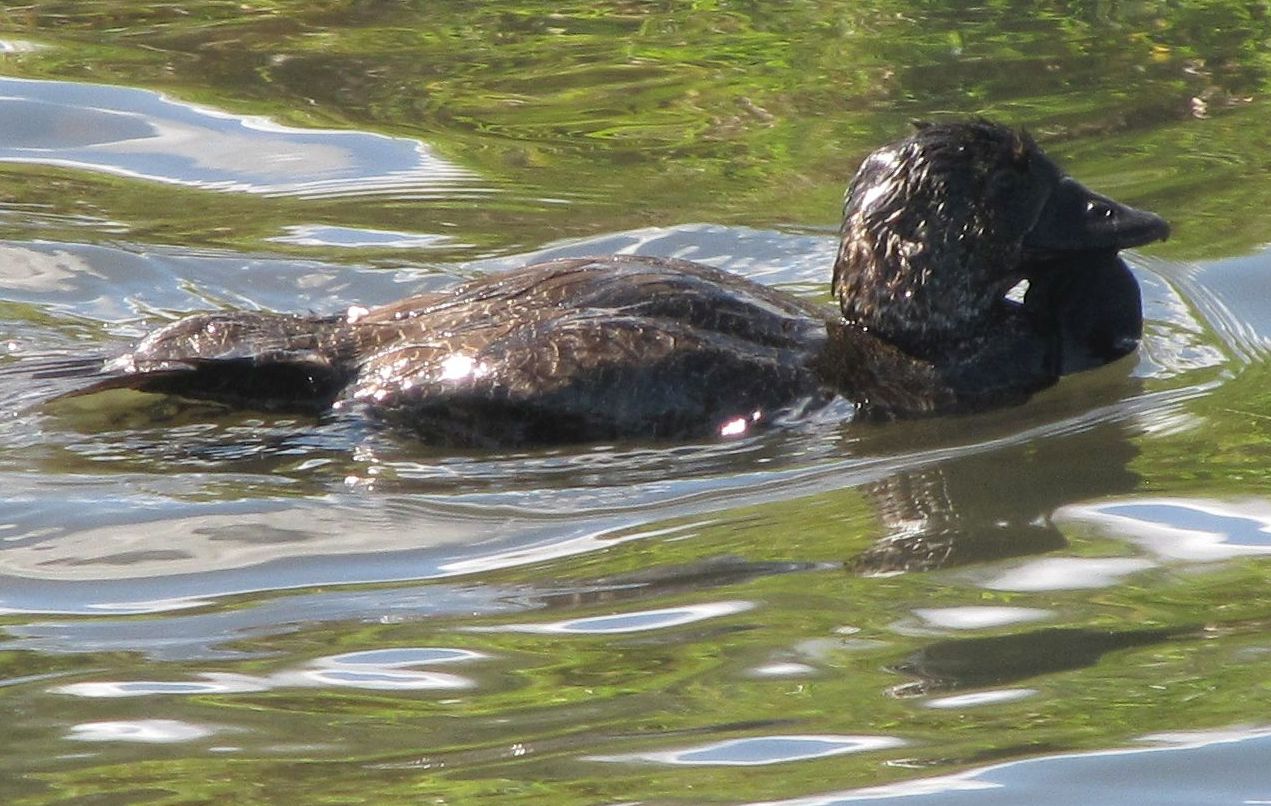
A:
[[1062, 498, 1271, 558], [68, 719, 216, 744], [272, 224, 463, 250], [890, 626, 1180, 695], [0, 77, 478, 198], [747, 727, 1271, 806], [923, 688, 1037, 710], [979, 557, 1156, 592], [468, 600, 754, 634], [910, 607, 1052, 630], [850, 419, 1141, 574], [589, 734, 907, 766], [55, 644, 487, 697]]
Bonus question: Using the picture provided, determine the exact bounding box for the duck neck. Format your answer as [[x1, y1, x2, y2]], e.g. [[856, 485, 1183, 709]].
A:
[[832, 210, 1021, 361]]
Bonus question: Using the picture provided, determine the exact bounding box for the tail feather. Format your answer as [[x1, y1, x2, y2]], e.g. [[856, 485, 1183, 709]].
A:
[[62, 311, 357, 413], [13, 355, 108, 381], [86, 356, 351, 412], [0, 353, 112, 411]]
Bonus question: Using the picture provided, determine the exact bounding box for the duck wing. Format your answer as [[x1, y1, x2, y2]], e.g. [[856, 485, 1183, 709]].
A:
[[342, 256, 833, 445], [356, 255, 828, 345], [346, 310, 827, 446]]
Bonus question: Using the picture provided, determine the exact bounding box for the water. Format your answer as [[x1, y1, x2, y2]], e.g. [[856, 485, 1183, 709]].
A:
[[1, 3, 1270, 803]]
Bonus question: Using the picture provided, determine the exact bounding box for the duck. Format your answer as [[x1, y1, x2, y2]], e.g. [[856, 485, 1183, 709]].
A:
[[82, 120, 1169, 447]]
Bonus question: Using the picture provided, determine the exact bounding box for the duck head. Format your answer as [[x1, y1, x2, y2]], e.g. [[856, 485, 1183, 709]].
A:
[[832, 120, 1169, 358]]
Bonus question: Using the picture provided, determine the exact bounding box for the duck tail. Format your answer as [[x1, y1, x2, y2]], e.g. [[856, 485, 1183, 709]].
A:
[[0, 352, 116, 414], [66, 311, 356, 412]]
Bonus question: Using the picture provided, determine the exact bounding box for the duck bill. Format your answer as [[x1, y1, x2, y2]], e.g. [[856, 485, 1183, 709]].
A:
[[1023, 176, 1170, 257]]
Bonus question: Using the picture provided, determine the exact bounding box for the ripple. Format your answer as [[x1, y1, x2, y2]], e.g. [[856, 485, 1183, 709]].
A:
[[473, 223, 837, 289], [271, 225, 462, 249], [924, 688, 1037, 709], [67, 719, 214, 743], [980, 557, 1156, 592], [1168, 249, 1271, 366], [55, 673, 269, 698], [53, 646, 486, 696], [0, 39, 44, 54], [0, 76, 479, 197], [912, 607, 1053, 630], [740, 726, 1271, 805], [0, 245, 101, 292], [1133, 262, 1230, 376], [1058, 498, 1271, 562], [748, 662, 819, 678], [469, 600, 754, 635], [589, 734, 906, 766], [289, 668, 473, 691], [318, 647, 487, 667], [288, 646, 485, 690]]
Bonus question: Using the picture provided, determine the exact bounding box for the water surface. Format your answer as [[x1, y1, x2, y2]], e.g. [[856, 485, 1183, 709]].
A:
[[0, 4, 1269, 804]]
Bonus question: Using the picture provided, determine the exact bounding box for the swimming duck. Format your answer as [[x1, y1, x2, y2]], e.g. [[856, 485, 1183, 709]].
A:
[[86, 120, 1169, 446]]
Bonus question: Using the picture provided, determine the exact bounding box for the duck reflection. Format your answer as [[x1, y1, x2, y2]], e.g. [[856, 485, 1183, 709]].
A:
[[890, 625, 1181, 696], [850, 418, 1140, 574]]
